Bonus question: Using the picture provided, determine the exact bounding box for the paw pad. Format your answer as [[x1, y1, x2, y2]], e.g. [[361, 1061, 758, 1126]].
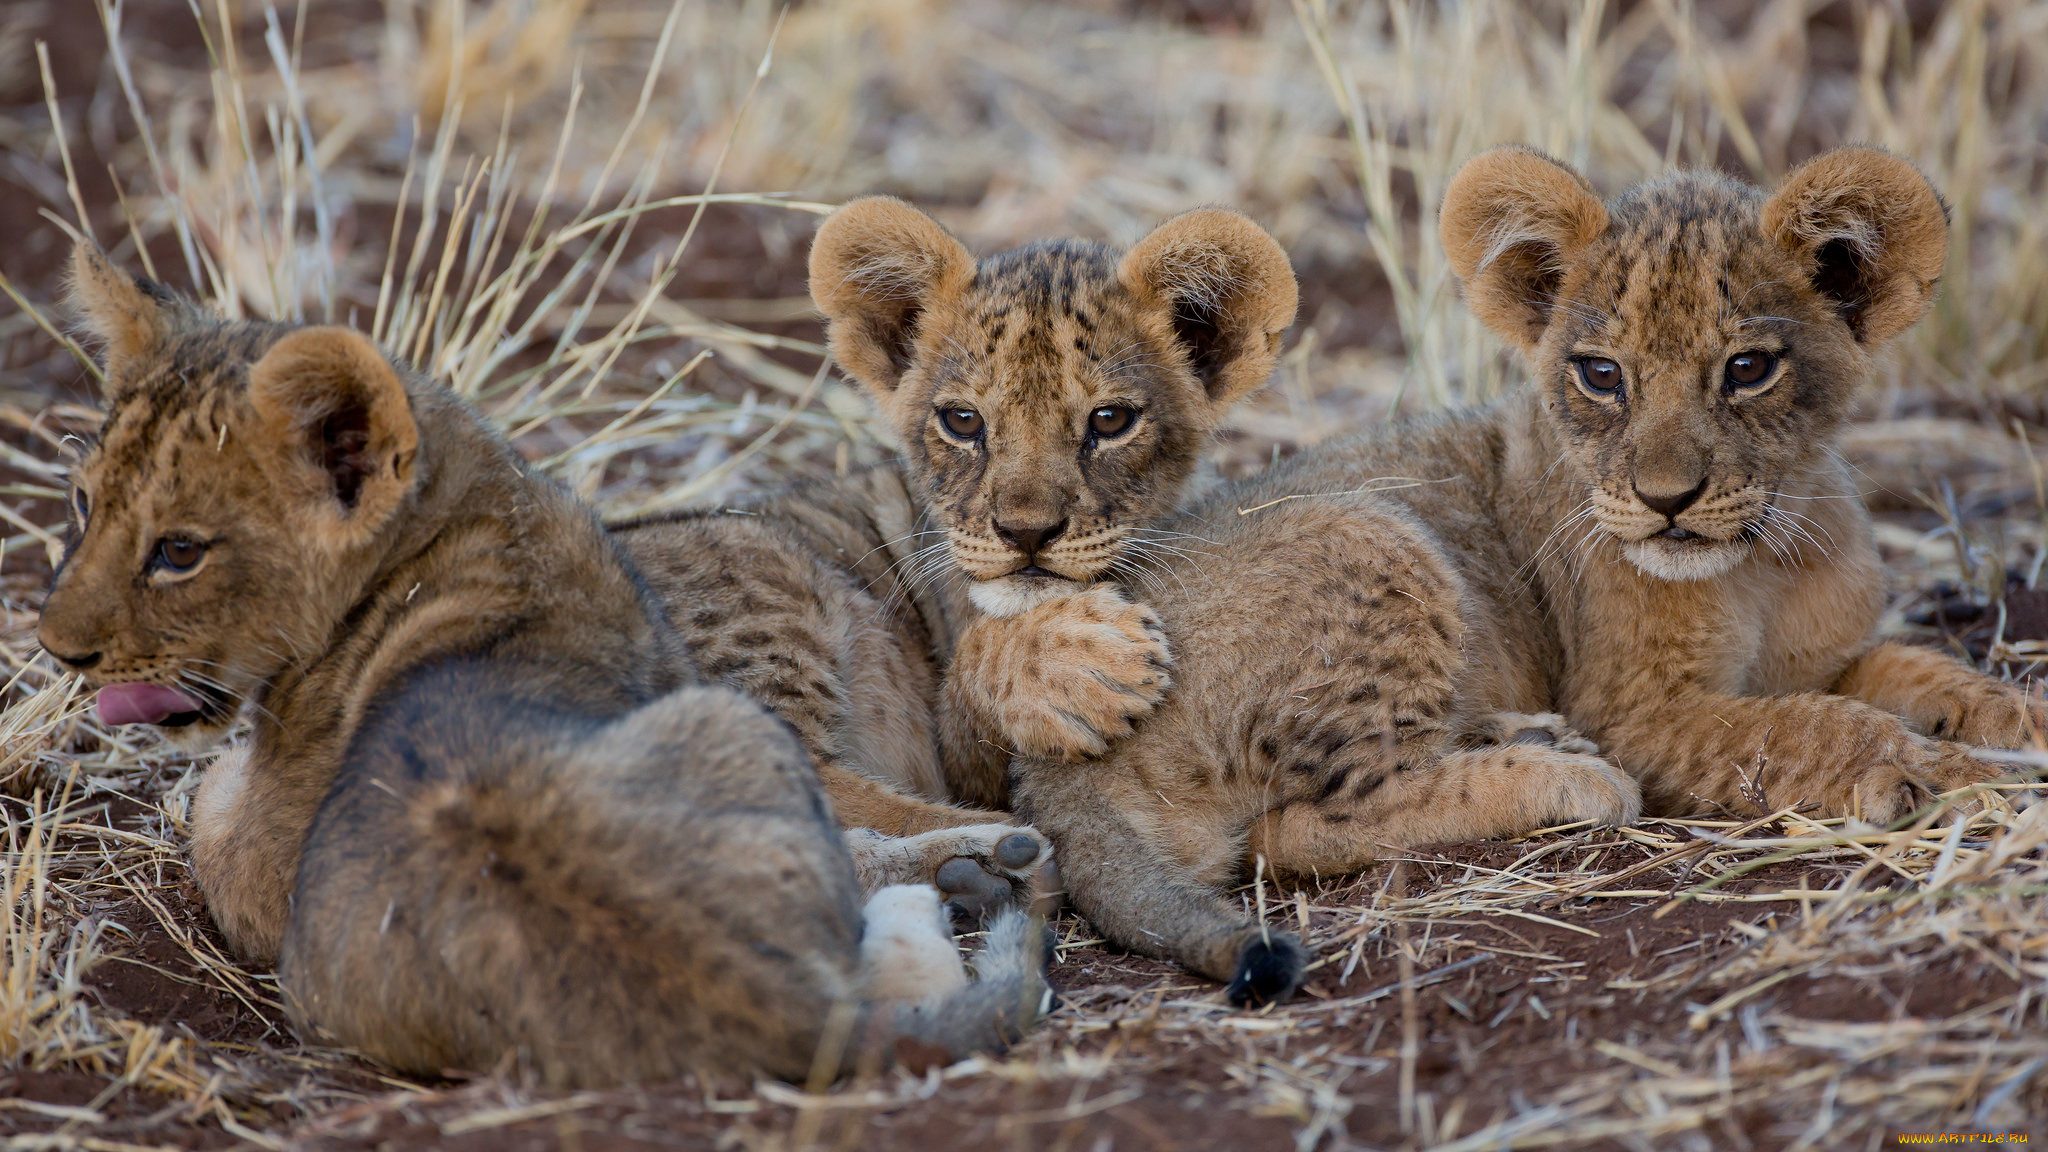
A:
[[934, 855, 1014, 920], [996, 833, 1042, 869]]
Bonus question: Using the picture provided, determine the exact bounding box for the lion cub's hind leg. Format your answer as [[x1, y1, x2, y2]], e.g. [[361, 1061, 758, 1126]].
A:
[[846, 824, 1057, 921], [1250, 742, 1641, 879]]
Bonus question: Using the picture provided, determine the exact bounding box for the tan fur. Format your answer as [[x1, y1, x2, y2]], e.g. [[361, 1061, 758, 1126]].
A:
[[948, 584, 1171, 762], [612, 474, 1058, 914], [38, 245, 1045, 1086], [1085, 144, 2021, 891], [995, 494, 1639, 1005]]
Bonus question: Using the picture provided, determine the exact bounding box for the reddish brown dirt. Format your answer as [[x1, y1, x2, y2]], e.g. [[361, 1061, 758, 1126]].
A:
[[5, 789, 2035, 1151]]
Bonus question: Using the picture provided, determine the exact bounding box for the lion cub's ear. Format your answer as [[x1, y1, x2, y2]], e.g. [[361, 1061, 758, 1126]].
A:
[[1761, 147, 1948, 346], [809, 197, 975, 403], [66, 241, 190, 386], [1118, 209, 1297, 408], [248, 327, 420, 548], [1439, 147, 1610, 352]]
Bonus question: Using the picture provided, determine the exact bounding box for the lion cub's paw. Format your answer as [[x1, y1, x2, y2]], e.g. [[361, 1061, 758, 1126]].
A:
[[1534, 751, 1642, 826], [1898, 741, 2011, 819], [849, 824, 1056, 923], [1831, 758, 1938, 826], [956, 584, 1173, 762], [1927, 679, 2048, 750], [1469, 711, 1601, 757]]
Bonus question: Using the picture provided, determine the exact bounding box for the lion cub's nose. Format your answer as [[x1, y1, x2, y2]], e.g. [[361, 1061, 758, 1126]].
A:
[[1633, 477, 1708, 519], [995, 518, 1068, 560]]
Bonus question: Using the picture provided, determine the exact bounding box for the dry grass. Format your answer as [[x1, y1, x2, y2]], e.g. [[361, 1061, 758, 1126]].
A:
[[3, 0, 2047, 1147]]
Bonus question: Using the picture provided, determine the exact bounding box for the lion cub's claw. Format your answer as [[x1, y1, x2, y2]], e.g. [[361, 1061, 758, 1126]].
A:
[[962, 584, 1173, 763]]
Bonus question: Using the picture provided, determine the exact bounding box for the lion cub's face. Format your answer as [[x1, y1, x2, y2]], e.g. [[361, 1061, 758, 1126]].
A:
[[1441, 148, 1948, 582], [38, 246, 419, 745], [809, 199, 1295, 614]]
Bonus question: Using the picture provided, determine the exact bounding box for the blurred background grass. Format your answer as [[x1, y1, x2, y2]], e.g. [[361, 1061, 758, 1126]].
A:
[[6, 0, 2046, 472]]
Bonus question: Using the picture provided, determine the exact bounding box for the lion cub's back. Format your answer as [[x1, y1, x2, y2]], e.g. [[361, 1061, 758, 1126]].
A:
[[1169, 398, 1559, 718], [613, 470, 951, 799]]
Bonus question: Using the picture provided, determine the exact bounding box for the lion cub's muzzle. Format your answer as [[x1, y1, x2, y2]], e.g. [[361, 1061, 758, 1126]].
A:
[[951, 520, 1132, 618], [1593, 480, 1773, 582], [49, 654, 242, 744], [948, 521, 1128, 582]]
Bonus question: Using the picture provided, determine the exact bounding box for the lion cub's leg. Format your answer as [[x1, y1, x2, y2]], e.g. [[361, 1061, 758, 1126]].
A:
[[1246, 741, 1641, 878], [188, 745, 291, 962], [1835, 641, 2047, 750]]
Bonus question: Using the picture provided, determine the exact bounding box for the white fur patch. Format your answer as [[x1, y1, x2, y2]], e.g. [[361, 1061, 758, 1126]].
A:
[[191, 745, 252, 851], [967, 576, 1088, 619], [1622, 537, 1751, 582], [859, 884, 966, 1004]]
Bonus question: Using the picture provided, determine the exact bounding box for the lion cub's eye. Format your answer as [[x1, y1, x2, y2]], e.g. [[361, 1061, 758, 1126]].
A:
[[70, 487, 89, 524], [1089, 406, 1137, 438], [154, 537, 207, 574], [1575, 358, 1624, 400], [938, 408, 984, 439], [1725, 351, 1778, 390]]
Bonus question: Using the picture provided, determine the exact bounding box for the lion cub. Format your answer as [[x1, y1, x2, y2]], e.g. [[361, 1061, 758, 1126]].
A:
[[37, 245, 1044, 1086], [1158, 146, 2028, 836]]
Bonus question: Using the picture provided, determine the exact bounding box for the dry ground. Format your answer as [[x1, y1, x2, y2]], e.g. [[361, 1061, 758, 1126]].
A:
[[3, 1, 2048, 1148]]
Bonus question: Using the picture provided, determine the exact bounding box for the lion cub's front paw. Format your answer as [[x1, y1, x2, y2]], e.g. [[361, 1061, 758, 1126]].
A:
[[955, 584, 1173, 762], [1533, 751, 1642, 826], [1928, 679, 2048, 750], [1901, 741, 2011, 817]]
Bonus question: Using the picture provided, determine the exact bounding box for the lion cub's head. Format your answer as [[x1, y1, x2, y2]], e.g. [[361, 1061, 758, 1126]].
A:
[[809, 198, 1296, 615], [1441, 146, 1948, 582], [37, 245, 421, 747]]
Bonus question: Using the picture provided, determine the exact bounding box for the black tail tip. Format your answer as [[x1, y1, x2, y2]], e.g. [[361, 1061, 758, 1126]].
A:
[[1226, 933, 1305, 1007]]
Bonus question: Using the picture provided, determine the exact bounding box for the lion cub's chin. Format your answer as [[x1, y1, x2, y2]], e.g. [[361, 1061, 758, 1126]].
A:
[[1621, 535, 1751, 582], [968, 575, 1092, 619]]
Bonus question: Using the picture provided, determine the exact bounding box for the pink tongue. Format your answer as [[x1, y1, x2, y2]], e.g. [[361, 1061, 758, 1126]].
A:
[[96, 683, 205, 726]]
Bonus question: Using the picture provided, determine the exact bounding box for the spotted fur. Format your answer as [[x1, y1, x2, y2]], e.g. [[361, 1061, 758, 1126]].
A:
[[807, 197, 1298, 777]]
